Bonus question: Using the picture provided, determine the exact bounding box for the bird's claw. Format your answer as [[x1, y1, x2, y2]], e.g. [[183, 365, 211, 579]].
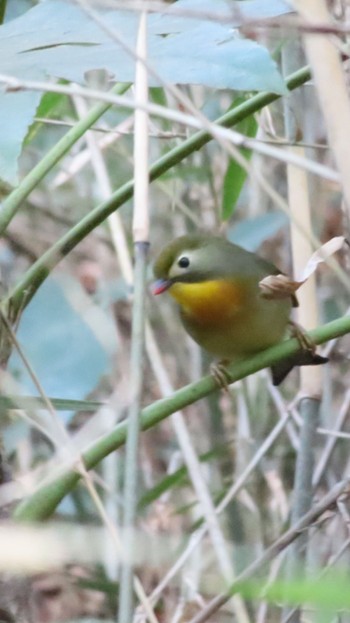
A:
[[210, 360, 231, 392], [288, 320, 316, 354]]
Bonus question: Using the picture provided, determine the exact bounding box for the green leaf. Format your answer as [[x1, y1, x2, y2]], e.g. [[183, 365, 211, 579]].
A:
[[149, 88, 168, 109], [9, 275, 118, 416], [139, 444, 231, 510], [0, 0, 290, 93], [139, 469, 188, 510], [0, 0, 291, 182], [0, 0, 289, 92], [0, 90, 42, 185], [221, 98, 258, 220], [228, 210, 289, 250], [235, 574, 350, 610], [150, 87, 170, 131], [25, 90, 67, 144]]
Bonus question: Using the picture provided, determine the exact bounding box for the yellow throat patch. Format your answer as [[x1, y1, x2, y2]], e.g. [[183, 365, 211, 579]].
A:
[[169, 279, 244, 326]]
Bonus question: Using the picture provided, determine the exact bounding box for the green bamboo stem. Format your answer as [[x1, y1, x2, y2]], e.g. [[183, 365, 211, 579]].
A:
[[13, 314, 350, 522], [0, 83, 130, 236], [5, 65, 311, 317]]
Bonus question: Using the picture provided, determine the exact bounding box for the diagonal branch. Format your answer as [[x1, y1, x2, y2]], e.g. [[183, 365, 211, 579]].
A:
[[12, 313, 350, 522], [4, 65, 311, 318]]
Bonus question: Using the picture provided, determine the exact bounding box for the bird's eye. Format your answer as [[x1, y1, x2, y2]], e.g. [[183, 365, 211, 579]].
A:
[[178, 256, 190, 269]]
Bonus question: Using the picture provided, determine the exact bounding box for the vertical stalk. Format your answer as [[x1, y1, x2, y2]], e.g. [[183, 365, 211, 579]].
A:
[[118, 13, 149, 623], [294, 0, 350, 218], [282, 40, 322, 623], [118, 242, 149, 622]]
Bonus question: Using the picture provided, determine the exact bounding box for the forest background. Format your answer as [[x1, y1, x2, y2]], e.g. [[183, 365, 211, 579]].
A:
[[0, 1, 349, 622]]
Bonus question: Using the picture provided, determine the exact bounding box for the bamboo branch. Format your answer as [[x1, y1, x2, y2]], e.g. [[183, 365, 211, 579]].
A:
[[0, 75, 336, 182], [12, 314, 350, 522], [3, 66, 312, 318], [0, 82, 130, 236]]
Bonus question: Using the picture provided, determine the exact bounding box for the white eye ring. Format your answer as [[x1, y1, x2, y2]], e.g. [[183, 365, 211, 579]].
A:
[[177, 256, 190, 269]]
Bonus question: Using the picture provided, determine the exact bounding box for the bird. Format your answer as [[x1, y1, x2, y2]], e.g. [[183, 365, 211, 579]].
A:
[[152, 234, 327, 385]]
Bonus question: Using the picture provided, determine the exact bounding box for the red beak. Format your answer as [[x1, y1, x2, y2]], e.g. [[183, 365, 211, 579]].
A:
[[152, 279, 172, 295]]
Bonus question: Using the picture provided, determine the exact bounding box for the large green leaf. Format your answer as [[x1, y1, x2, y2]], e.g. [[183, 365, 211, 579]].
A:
[[221, 98, 258, 220], [0, 90, 42, 185], [0, 0, 292, 183], [0, 0, 290, 91], [8, 275, 118, 421], [228, 210, 289, 250]]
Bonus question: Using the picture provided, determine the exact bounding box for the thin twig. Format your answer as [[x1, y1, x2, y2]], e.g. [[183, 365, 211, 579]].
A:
[[0, 79, 130, 236], [313, 390, 350, 488], [148, 412, 291, 606], [188, 478, 350, 623], [4, 66, 348, 308], [266, 377, 300, 451], [73, 0, 350, 35], [52, 115, 134, 188], [0, 80, 340, 184], [2, 66, 313, 319], [118, 13, 150, 623]]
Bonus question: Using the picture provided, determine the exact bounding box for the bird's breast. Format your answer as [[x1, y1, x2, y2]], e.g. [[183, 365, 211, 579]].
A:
[[169, 279, 245, 326]]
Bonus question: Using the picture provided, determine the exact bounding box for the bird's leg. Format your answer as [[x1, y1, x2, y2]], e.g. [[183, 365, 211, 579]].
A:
[[210, 359, 231, 392], [288, 320, 316, 353], [280, 320, 328, 381]]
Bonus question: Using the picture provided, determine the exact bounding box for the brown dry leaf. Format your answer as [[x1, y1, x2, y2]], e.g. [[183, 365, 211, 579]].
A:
[[259, 273, 300, 300], [298, 235, 345, 282], [32, 566, 108, 623], [259, 236, 346, 300]]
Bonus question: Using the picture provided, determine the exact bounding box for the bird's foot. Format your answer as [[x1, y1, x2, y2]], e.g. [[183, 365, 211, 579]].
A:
[[210, 360, 231, 392], [277, 320, 328, 385], [288, 320, 316, 354]]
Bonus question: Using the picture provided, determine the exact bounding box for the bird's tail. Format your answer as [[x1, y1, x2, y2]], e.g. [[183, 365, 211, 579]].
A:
[[270, 351, 328, 386]]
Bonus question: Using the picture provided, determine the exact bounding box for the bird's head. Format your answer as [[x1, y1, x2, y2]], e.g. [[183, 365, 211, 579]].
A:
[[152, 235, 228, 294]]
